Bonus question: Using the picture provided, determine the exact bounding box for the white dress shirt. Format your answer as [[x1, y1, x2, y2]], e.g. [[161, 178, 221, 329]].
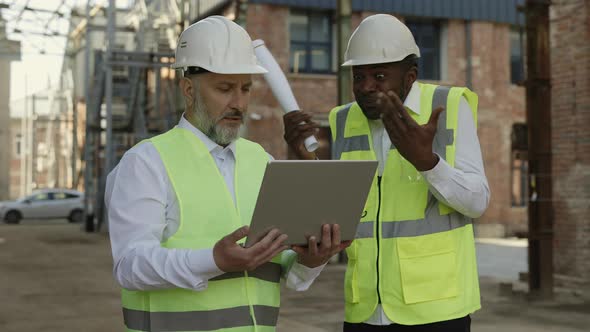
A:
[[106, 115, 324, 292], [365, 82, 490, 325]]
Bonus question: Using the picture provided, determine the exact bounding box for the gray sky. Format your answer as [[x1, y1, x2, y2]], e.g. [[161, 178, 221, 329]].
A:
[[3, 0, 132, 116], [3, 0, 75, 107]]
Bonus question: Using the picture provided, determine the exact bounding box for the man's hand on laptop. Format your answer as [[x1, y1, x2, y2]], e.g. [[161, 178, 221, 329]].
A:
[[213, 226, 289, 272], [292, 224, 352, 268]]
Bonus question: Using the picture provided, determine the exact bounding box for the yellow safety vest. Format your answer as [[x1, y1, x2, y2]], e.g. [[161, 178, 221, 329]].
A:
[[120, 127, 294, 332], [329, 83, 480, 325]]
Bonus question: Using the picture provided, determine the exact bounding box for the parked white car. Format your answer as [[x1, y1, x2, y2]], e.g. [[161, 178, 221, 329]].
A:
[[0, 189, 86, 224]]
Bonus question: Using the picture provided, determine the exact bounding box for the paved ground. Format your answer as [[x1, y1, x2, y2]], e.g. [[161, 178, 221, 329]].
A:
[[0, 222, 588, 332], [475, 237, 528, 281]]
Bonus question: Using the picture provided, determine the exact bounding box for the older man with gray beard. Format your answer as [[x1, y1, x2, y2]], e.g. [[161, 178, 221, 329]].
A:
[[105, 16, 349, 332]]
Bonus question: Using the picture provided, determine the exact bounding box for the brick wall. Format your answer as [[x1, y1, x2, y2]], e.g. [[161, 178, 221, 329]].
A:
[[467, 21, 527, 235], [246, 4, 291, 159], [550, 0, 590, 284], [8, 116, 72, 199], [246, 4, 527, 235]]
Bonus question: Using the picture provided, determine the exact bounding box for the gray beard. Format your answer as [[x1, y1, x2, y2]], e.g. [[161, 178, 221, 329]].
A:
[[192, 94, 241, 146]]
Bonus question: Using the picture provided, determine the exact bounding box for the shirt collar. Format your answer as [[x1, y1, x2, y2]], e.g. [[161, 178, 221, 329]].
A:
[[404, 81, 421, 115], [177, 113, 237, 155]]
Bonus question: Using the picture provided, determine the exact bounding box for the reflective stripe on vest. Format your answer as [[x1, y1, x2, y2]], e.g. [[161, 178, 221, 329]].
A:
[[432, 86, 454, 161], [332, 103, 369, 160], [123, 305, 279, 331], [210, 262, 282, 283], [354, 206, 471, 239]]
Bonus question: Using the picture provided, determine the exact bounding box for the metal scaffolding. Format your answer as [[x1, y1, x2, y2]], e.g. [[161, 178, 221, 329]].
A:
[[76, 0, 183, 231], [2, 0, 246, 230]]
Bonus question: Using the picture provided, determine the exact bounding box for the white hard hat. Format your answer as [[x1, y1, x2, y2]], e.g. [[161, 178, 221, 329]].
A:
[[171, 15, 267, 74], [342, 14, 420, 67]]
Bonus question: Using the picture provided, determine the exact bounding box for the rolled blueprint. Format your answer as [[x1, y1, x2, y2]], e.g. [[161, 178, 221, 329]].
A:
[[253, 39, 319, 152]]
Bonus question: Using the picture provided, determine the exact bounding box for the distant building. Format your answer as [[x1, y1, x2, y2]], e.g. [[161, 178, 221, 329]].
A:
[[8, 92, 75, 199], [8, 117, 22, 199], [6, 1, 529, 236], [0, 15, 21, 200], [231, 0, 528, 237]]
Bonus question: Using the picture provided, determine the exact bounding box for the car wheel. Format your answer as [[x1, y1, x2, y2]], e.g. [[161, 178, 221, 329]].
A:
[[68, 209, 84, 223], [5, 210, 22, 224]]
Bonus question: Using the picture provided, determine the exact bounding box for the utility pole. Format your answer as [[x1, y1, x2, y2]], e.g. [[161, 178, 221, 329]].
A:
[[337, 0, 352, 105], [181, 0, 189, 31], [83, 0, 94, 232], [524, 0, 553, 298], [105, 0, 115, 178], [95, 0, 116, 231], [20, 76, 28, 197], [235, 0, 248, 27], [69, 69, 77, 189], [30, 94, 35, 192]]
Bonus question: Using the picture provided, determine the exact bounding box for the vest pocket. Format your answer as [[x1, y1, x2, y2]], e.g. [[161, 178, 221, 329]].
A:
[[396, 231, 458, 304]]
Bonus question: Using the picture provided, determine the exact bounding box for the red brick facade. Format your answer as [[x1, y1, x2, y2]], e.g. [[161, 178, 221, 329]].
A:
[[8, 115, 75, 200], [245, 4, 527, 235], [8, 118, 22, 199], [550, 0, 590, 284]]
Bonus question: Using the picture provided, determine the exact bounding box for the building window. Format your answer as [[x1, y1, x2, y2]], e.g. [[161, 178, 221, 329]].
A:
[[406, 20, 441, 81], [511, 154, 528, 207], [510, 27, 525, 84], [14, 134, 22, 157], [289, 10, 333, 74], [511, 123, 528, 207]]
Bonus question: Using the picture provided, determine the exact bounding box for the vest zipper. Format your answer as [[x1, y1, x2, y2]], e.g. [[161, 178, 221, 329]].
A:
[[376, 176, 382, 303]]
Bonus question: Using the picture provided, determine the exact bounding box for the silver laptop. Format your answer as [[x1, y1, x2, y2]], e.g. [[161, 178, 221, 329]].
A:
[[245, 160, 378, 247]]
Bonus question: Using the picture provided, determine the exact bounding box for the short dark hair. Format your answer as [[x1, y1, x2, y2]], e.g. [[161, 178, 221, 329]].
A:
[[399, 54, 418, 71], [183, 66, 210, 77]]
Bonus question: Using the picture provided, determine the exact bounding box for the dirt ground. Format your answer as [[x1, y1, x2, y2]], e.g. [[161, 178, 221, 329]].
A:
[[0, 222, 588, 332]]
